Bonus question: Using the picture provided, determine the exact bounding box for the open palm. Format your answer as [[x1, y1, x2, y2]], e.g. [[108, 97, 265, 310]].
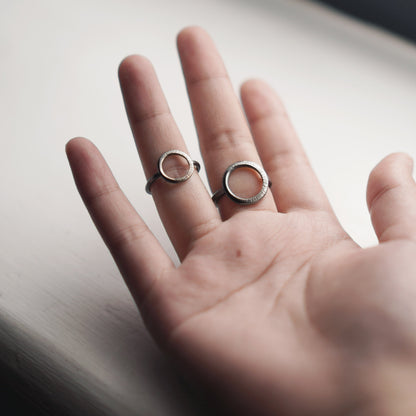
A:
[[67, 27, 416, 415]]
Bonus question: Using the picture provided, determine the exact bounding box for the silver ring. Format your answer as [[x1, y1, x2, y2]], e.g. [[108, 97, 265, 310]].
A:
[[212, 161, 271, 205], [146, 150, 201, 194]]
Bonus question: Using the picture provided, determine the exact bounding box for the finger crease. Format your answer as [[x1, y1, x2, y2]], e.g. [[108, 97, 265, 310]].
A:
[[203, 131, 254, 157], [83, 185, 121, 205], [369, 182, 402, 212], [264, 151, 310, 176], [108, 223, 150, 253], [248, 109, 290, 127], [188, 217, 222, 249], [187, 73, 229, 88], [131, 110, 171, 129]]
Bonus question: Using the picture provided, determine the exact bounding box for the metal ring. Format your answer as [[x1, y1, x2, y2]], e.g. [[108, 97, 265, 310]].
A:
[[146, 150, 201, 194], [212, 161, 271, 205]]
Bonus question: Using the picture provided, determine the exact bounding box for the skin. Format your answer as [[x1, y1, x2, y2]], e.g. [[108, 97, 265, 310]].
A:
[[66, 27, 416, 415]]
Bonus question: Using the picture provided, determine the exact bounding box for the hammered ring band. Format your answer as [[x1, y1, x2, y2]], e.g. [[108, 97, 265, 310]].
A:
[[212, 161, 271, 205], [146, 150, 201, 194]]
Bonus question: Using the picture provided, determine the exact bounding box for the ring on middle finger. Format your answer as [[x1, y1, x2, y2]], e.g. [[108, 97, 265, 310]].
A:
[[212, 161, 271, 205]]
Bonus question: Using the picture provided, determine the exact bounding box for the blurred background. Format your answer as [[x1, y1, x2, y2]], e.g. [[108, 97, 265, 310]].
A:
[[1, 0, 416, 414], [315, 0, 416, 42]]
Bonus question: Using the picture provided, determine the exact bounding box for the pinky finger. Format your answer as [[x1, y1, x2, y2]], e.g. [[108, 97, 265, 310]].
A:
[[66, 137, 174, 305]]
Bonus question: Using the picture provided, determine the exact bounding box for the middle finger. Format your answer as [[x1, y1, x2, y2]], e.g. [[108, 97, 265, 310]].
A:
[[177, 27, 276, 219]]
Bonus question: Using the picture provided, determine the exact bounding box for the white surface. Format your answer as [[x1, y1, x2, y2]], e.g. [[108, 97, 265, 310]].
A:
[[1, 0, 416, 414]]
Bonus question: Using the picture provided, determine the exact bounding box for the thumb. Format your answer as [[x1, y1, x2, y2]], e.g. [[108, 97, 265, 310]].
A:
[[367, 153, 416, 243]]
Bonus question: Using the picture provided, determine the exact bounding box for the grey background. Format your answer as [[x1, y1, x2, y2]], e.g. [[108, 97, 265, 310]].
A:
[[315, 0, 416, 42]]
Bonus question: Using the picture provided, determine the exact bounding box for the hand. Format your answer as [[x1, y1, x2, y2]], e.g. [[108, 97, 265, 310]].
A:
[[66, 27, 416, 415]]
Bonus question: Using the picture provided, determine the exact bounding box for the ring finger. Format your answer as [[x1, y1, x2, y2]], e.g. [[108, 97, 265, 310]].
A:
[[177, 27, 277, 219]]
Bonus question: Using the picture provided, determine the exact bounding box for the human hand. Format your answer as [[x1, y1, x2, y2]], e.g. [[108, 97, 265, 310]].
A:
[[66, 27, 416, 415]]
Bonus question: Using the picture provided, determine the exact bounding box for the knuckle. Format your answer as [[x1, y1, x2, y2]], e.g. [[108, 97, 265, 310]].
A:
[[83, 185, 121, 206], [204, 127, 253, 155], [131, 110, 170, 130], [265, 148, 309, 176]]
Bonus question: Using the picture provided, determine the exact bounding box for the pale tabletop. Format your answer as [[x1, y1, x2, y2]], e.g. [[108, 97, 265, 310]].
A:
[[1, 0, 416, 414]]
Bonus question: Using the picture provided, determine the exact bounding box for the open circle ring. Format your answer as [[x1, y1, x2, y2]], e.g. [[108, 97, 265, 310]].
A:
[[145, 150, 201, 194], [212, 161, 271, 205]]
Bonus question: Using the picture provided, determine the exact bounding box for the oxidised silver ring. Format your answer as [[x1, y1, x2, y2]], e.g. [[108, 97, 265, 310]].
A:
[[212, 161, 271, 205], [146, 150, 201, 194]]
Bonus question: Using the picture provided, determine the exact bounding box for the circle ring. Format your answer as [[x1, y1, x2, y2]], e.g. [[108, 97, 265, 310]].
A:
[[212, 161, 271, 205], [158, 150, 194, 183], [146, 150, 200, 194]]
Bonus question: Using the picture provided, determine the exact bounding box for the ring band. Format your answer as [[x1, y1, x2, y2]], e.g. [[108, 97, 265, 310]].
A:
[[145, 150, 201, 194], [212, 161, 271, 205]]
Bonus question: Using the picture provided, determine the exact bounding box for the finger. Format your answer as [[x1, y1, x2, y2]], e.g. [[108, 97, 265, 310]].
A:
[[177, 27, 276, 219], [367, 153, 416, 243], [66, 137, 174, 305], [240, 79, 333, 213], [118, 55, 220, 259]]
